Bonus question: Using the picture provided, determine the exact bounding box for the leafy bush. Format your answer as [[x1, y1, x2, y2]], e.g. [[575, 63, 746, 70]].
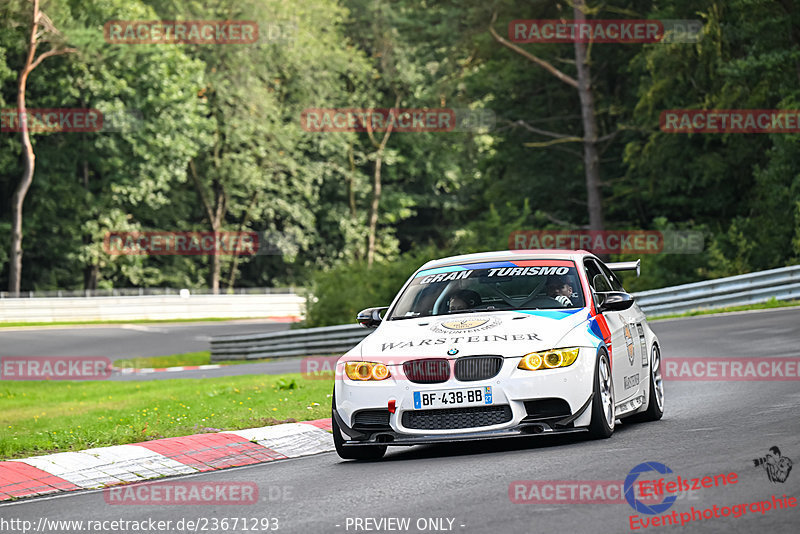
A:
[[304, 246, 446, 327], [303, 202, 534, 327]]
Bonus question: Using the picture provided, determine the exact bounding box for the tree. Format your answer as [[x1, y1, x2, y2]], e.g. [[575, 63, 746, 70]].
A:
[[7, 0, 75, 294], [342, 0, 408, 266], [342, 0, 493, 263], [488, 1, 607, 231], [622, 0, 800, 276], [149, 0, 374, 290]]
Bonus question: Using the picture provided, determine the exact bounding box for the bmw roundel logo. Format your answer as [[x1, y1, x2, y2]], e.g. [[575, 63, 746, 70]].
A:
[[447, 348, 459, 356]]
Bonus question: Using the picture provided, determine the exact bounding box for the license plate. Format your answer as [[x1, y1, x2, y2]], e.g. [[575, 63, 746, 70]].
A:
[[413, 386, 493, 409]]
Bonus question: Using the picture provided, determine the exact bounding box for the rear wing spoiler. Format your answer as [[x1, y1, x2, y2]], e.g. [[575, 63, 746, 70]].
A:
[[606, 259, 640, 277]]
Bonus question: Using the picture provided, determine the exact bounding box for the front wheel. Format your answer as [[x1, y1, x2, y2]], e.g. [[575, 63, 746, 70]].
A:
[[332, 408, 387, 461], [626, 344, 664, 423], [588, 349, 615, 439]]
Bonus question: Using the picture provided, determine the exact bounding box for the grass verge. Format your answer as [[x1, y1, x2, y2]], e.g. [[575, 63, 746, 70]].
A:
[[0, 373, 331, 460], [649, 298, 800, 321], [113, 352, 280, 368], [114, 352, 213, 369]]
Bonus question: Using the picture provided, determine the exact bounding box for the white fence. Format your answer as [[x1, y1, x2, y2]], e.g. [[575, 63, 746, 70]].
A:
[[0, 293, 306, 323], [3, 266, 798, 326]]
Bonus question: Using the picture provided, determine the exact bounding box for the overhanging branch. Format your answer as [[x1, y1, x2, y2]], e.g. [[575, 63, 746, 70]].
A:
[[28, 47, 76, 72], [512, 119, 575, 139], [488, 12, 578, 89], [524, 137, 584, 148]]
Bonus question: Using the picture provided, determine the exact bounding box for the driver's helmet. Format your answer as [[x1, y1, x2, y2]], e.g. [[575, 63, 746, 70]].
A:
[[449, 289, 481, 309], [546, 275, 579, 296], [545, 275, 569, 292]]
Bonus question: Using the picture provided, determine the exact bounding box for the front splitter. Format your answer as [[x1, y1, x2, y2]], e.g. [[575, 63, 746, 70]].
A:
[[342, 424, 588, 447]]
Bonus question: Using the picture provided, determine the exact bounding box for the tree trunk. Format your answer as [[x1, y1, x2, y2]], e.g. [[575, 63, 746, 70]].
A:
[[366, 152, 383, 267], [83, 264, 99, 290], [189, 160, 225, 294], [81, 159, 98, 290], [364, 98, 399, 267], [8, 1, 41, 296], [347, 143, 357, 219], [210, 181, 226, 294], [573, 0, 604, 232], [226, 191, 260, 291], [210, 251, 220, 294]]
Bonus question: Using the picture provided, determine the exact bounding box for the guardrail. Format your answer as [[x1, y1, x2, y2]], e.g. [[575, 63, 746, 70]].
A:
[[211, 324, 368, 360], [633, 265, 800, 316], [209, 265, 800, 362]]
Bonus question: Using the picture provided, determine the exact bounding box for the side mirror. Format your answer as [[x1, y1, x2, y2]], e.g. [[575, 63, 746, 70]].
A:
[[357, 306, 388, 328], [597, 291, 635, 313]]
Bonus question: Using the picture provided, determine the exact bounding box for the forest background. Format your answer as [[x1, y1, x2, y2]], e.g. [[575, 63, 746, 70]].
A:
[[1, 0, 798, 326]]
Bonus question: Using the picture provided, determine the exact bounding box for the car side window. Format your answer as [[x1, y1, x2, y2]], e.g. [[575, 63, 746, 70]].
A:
[[584, 259, 612, 292], [599, 263, 625, 292]]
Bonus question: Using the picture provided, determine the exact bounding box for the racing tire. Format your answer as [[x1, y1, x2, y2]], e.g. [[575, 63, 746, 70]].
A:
[[332, 403, 387, 461], [626, 344, 664, 423], [588, 349, 615, 439]]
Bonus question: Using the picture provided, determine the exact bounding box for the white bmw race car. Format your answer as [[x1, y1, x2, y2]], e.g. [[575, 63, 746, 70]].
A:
[[332, 249, 664, 460]]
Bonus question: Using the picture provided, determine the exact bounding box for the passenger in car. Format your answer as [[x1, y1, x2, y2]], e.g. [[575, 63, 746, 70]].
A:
[[546, 276, 576, 307]]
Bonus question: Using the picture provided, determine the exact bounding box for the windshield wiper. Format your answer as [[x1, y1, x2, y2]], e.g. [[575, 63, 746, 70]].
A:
[[390, 307, 513, 319], [446, 307, 505, 314], [389, 314, 427, 321]]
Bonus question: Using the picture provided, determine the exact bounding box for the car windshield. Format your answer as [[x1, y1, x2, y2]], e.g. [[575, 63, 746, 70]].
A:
[[389, 261, 585, 319]]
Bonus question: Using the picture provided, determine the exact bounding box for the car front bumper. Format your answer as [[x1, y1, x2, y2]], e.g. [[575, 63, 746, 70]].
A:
[[333, 347, 597, 446], [333, 398, 592, 447]]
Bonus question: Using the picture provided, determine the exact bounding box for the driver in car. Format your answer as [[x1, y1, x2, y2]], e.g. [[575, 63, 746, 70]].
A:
[[448, 289, 482, 312], [546, 276, 576, 307]]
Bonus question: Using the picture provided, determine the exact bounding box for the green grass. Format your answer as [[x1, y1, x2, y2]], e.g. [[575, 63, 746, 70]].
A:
[[114, 352, 212, 369], [0, 373, 332, 460], [113, 351, 280, 368], [650, 298, 800, 321], [0, 317, 282, 328]]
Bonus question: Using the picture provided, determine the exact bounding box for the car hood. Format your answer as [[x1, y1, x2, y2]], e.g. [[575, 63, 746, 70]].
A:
[[354, 309, 592, 360]]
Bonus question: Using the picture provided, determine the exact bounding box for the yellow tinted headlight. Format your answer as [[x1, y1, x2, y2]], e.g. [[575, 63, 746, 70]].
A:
[[371, 364, 390, 380], [519, 353, 543, 371], [544, 352, 563, 368], [518, 348, 580, 371], [345, 361, 391, 381]]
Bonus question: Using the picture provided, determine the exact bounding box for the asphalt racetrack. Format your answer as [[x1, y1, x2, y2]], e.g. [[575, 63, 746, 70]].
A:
[[2, 308, 799, 533], [0, 320, 290, 359]]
